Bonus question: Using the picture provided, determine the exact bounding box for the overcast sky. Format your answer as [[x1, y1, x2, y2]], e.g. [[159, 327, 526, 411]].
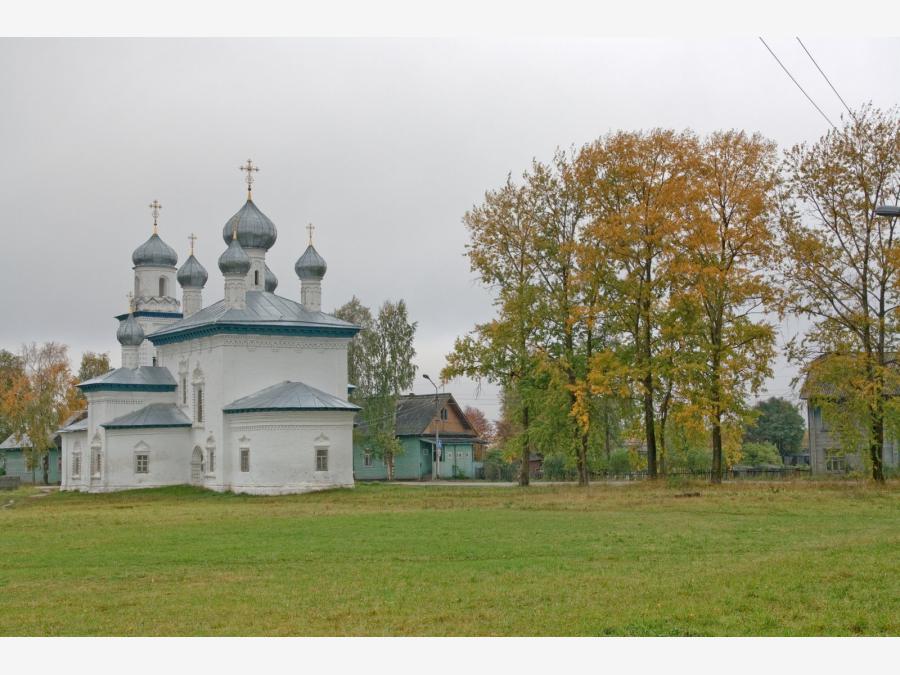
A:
[[1, 38, 898, 421]]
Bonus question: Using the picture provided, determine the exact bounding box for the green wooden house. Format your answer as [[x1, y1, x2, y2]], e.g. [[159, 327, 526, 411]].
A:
[[0, 433, 61, 484], [353, 393, 486, 480]]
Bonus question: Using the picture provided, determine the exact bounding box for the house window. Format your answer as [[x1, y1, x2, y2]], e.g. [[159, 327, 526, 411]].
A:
[[826, 456, 846, 472], [72, 452, 82, 478], [363, 449, 373, 467], [208, 449, 215, 473], [316, 447, 328, 471], [135, 453, 149, 474], [196, 386, 204, 423], [240, 448, 250, 472], [159, 276, 167, 297], [440, 408, 448, 421]]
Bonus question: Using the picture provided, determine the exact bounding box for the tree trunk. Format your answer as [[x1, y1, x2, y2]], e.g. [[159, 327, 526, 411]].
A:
[[870, 400, 885, 483], [386, 452, 394, 481], [42, 452, 49, 485], [643, 381, 657, 478], [519, 403, 530, 487], [711, 410, 723, 484]]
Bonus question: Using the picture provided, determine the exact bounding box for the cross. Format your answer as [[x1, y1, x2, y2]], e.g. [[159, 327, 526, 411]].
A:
[[306, 222, 315, 245], [239, 159, 259, 197], [149, 200, 162, 233], [188, 233, 197, 255]]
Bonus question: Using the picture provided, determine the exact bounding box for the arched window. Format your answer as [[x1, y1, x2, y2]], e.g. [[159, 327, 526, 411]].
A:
[[254, 270, 260, 286], [159, 276, 167, 297]]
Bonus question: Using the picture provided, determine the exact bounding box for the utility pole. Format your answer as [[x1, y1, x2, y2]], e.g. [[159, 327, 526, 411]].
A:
[[423, 374, 440, 480]]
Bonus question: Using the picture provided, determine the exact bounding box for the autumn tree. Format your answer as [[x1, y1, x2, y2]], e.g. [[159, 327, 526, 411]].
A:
[[581, 129, 695, 478], [679, 130, 781, 482], [443, 177, 542, 486], [463, 405, 494, 444], [1, 343, 77, 484], [780, 104, 900, 482], [0, 349, 23, 442]]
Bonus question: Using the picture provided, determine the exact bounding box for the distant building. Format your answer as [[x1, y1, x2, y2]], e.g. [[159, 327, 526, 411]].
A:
[[800, 358, 900, 474], [0, 433, 61, 484], [353, 393, 487, 480]]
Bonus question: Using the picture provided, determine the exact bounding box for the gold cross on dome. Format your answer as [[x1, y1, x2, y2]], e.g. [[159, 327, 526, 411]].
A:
[[239, 159, 259, 197], [306, 223, 315, 245], [149, 200, 162, 233], [188, 233, 197, 255]]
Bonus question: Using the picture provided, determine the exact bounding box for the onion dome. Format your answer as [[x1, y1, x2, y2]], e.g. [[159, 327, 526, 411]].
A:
[[177, 254, 208, 288], [132, 233, 178, 267], [264, 264, 278, 292], [295, 244, 327, 280], [116, 313, 144, 347], [218, 236, 251, 276], [222, 199, 277, 250]]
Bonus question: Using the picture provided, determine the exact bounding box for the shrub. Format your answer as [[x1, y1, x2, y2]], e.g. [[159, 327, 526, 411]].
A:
[[542, 453, 571, 480], [608, 449, 632, 474], [741, 441, 782, 467]]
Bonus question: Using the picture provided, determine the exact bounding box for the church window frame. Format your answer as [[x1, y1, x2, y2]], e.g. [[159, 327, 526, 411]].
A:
[[181, 376, 188, 405], [240, 447, 250, 473], [208, 448, 216, 474], [316, 447, 328, 472], [254, 269, 260, 286], [135, 452, 150, 474], [158, 276, 167, 297], [91, 447, 102, 477], [71, 451, 82, 479]]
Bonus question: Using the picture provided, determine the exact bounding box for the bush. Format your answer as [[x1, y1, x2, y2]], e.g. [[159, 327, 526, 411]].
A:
[[542, 453, 571, 480], [608, 449, 632, 474], [741, 441, 782, 467], [483, 449, 513, 481]]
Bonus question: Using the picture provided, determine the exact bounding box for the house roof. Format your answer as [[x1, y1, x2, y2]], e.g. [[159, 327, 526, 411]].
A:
[[147, 291, 359, 345], [103, 403, 192, 429], [356, 393, 479, 438], [1, 433, 33, 450], [78, 366, 177, 392], [223, 381, 360, 414]]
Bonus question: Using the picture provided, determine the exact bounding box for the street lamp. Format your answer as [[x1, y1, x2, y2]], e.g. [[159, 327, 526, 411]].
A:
[[875, 205, 900, 218], [423, 374, 441, 481]]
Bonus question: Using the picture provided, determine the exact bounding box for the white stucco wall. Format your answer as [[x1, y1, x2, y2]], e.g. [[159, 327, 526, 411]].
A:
[[101, 426, 192, 491], [222, 410, 356, 495]]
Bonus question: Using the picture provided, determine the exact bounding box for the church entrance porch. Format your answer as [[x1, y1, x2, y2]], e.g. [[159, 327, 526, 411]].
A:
[[190, 446, 204, 485]]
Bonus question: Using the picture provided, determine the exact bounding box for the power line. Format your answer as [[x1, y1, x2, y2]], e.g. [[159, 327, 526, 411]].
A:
[[758, 36, 836, 129], [796, 37, 854, 117]]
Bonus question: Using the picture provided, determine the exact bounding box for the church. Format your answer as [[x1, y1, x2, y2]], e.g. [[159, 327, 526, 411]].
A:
[[59, 161, 361, 495]]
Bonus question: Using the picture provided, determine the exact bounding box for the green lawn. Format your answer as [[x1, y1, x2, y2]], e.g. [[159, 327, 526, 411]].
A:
[[1, 481, 897, 636]]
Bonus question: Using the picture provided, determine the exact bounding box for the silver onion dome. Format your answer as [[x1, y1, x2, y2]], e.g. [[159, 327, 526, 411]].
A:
[[177, 254, 209, 288], [264, 264, 278, 292], [132, 233, 178, 267], [294, 244, 327, 280], [222, 199, 277, 250], [218, 236, 251, 276], [116, 313, 145, 347]]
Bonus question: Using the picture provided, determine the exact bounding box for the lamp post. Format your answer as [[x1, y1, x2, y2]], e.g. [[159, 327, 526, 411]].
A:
[[423, 374, 440, 480], [875, 205, 900, 219]]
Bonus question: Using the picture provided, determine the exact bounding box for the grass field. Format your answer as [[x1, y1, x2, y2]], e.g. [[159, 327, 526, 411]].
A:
[[1, 481, 898, 636]]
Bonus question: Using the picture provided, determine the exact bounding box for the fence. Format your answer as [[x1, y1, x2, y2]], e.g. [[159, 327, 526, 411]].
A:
[[532, 466, 810, 482]]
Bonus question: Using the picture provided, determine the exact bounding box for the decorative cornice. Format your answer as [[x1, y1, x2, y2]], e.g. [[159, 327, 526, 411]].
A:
[[103, 422, 191, 430], [224, 406, 358, 415], [149, 323, 358, 346], [79, 383, 177, 393]]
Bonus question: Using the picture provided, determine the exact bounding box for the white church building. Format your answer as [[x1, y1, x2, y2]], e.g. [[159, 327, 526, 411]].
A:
[[59, 161, 361, 494]]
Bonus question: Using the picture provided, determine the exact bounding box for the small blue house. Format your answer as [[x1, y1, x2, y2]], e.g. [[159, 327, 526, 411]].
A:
[[353, 393, 486, 480], [0, 433, 61, 484]]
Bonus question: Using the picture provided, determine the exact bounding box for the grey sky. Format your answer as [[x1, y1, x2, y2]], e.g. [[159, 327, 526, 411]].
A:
[[1, 38, 898, 421]]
